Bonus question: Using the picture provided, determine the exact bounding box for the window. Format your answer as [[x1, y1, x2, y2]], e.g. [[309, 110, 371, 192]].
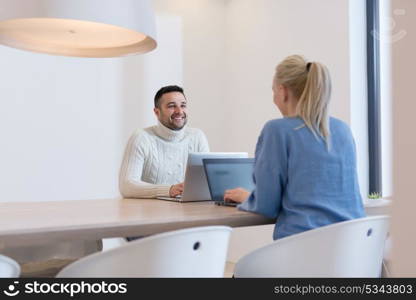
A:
[[366, 0, 382, 195]]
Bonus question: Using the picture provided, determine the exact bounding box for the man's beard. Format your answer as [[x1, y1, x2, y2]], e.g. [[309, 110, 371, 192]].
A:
[[160, 113, 187, 131]]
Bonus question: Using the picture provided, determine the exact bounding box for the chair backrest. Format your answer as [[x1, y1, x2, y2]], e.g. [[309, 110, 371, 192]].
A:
[[0, 254, 20, 278], [234, 216, 390, 278], [57, 226, 232, 277]]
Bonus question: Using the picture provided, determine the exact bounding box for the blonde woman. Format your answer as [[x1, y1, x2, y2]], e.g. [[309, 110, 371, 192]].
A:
[[224, 55, 365, 239]]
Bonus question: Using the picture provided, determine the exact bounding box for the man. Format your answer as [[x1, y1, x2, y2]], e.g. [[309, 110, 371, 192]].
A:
[[119, 85, 209, 198]]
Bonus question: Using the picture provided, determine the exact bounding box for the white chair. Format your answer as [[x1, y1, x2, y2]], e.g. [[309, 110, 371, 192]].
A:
[[0, 254, 20, 278], [57, 226, 232, 277], [234, 216, 390, 278]]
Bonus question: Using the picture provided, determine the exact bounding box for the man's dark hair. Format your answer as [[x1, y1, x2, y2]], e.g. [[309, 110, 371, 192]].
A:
[[154, 85, 185, 108]]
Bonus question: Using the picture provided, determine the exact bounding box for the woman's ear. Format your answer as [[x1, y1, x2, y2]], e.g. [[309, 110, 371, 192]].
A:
[[280, 85, 289, 103]]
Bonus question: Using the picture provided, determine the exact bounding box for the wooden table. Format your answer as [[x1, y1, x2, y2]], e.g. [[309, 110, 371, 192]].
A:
[[0, 198, 274, 247]]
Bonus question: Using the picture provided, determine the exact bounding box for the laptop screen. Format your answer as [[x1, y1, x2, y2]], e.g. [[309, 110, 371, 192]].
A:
[[203, 158, 255, 202]]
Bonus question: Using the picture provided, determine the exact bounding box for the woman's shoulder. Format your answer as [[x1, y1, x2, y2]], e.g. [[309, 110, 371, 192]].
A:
[[264, 117, 305, 132], [329, 117, 352, 134]]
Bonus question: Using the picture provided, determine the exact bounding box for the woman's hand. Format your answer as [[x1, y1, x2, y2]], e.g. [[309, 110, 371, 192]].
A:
[[169, 183, 184, 197], [224, 187, 250, 204]]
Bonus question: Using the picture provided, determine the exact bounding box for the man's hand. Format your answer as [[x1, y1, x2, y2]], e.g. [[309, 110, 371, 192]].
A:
[[224, 187, 250, 204], [169, 183, 184, 197]]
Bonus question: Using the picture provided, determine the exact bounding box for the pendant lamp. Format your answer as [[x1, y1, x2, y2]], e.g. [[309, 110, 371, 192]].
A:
[[0, 0, 157, 57]]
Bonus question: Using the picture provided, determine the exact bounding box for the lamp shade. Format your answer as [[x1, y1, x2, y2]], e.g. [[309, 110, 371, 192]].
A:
[[0, 0, 157, 57]]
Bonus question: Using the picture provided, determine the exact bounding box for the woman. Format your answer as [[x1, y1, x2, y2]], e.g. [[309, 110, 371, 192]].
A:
[[224, 55, 365, 240]]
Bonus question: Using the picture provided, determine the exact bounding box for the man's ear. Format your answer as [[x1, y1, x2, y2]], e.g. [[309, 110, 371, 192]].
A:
[[153, 107, 160, 118]]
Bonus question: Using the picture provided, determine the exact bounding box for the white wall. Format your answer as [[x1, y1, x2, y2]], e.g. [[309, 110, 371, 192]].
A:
[[390, 0, 416, 276], [223, 0, 352, 155], [0, 0, 366, 201], [0, 49, 124, 202], [0, 10, 185, 203], [349, 0, 369, 200], [119, 13, 184, 143], [221, 0, 363, 262], [380, 0, 394, 198], [0, 0, 373, 264], [153, 0, 227, 151], [220, 0, 371, 201]]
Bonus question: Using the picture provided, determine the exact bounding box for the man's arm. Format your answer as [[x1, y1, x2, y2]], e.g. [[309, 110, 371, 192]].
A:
[[119, 131, 171, 199]]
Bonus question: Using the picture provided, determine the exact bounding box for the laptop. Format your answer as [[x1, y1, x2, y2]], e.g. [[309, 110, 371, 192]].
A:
[[203, 158, 255, 207], [157, 152, 248, 202]]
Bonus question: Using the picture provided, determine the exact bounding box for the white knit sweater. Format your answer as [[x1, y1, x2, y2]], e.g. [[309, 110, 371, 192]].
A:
[[119, 122, 210, 198]]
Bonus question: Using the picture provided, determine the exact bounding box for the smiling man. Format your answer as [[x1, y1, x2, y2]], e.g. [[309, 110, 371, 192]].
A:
[[119, 85, 209, 198]]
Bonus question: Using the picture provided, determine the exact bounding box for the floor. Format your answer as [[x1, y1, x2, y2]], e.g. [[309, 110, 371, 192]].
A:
[[224, 262, 235, 278], [20, 259, 236, 278], [20, 258, 75, 277]]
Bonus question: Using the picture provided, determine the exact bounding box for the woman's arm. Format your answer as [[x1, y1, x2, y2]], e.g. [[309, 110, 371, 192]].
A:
[[238, 121, 287, 219]]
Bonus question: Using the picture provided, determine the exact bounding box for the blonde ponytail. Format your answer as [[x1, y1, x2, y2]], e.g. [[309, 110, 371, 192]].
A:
[[274, 55, 332, 148]]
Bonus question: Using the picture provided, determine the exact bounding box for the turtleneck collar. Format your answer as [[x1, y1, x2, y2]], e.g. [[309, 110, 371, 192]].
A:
[[154, 121, 186, 142]]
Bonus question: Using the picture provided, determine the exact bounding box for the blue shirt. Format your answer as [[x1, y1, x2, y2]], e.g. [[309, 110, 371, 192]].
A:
[[238, 117, 365, 240]]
